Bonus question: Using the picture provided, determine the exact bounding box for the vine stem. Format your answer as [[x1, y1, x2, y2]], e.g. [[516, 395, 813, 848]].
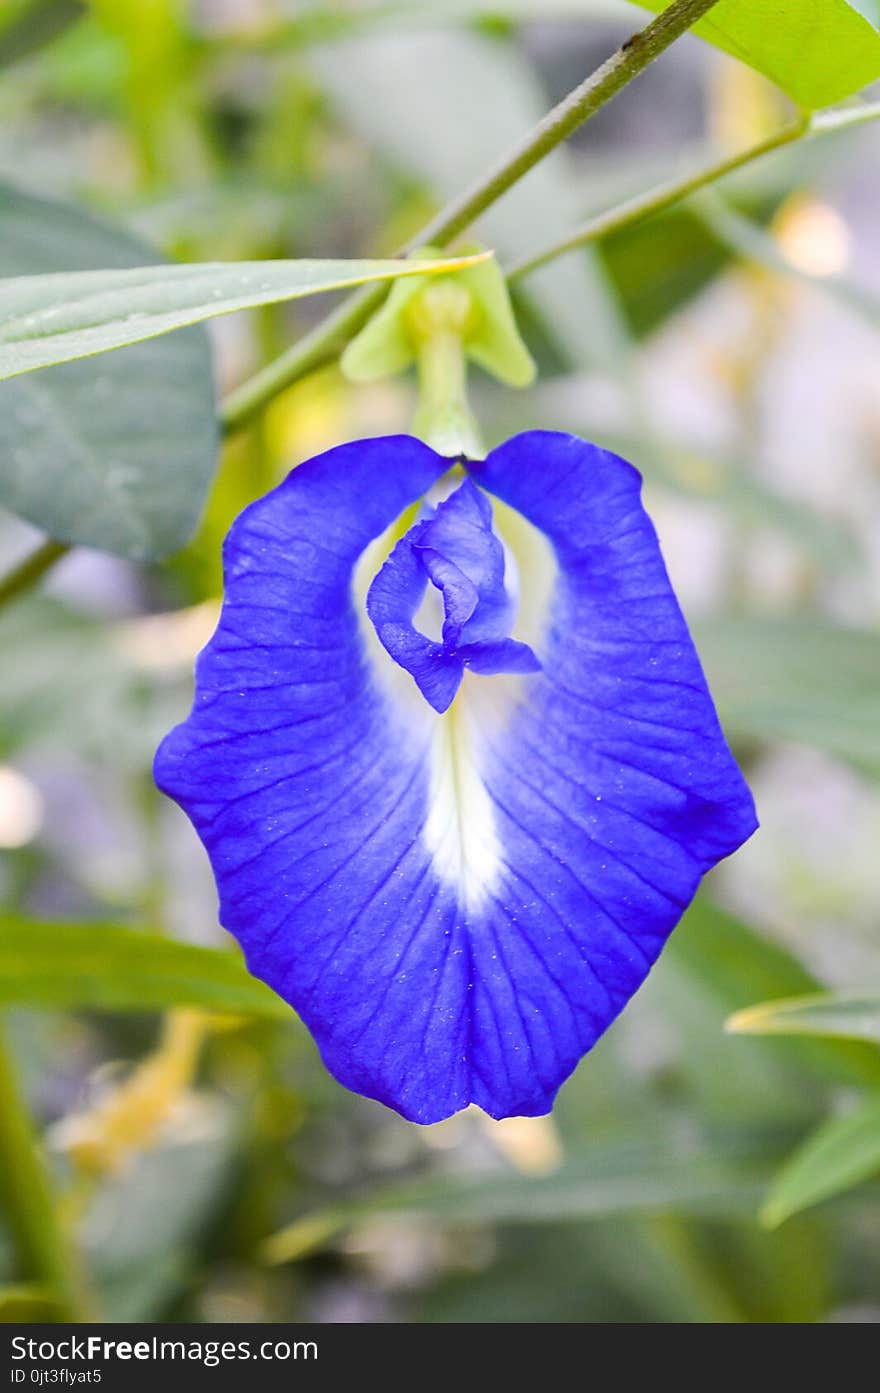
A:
[[508, 121, 808, 280], [0, 539, 69, 612], [219, 0, 722, 435], [810, 100, 880, 134], [405, 0, 722, 249], [0, 1022, 85, 1320], [509, 101, 880, 279]]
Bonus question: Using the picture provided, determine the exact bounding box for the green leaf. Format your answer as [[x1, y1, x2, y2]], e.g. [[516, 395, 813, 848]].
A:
[[761, 1097, 880, 1226], [0, 0, 84, 72], [727, 993, 880, 1046], [0, 182, 218, 561], [667, 899, 880, 1094], [0, 252, 488, 381], [0, 179, 478, 560], [693, 615, 880, 779], [598, 201, 736, 339], [0, 915, 289, 1020], [659, 902, 880, 1125], [262, 1130, 779, 1264], [0, 1284, 67, 1322], [634, 1, 880, 109], [85, 1129, 237, 1323]]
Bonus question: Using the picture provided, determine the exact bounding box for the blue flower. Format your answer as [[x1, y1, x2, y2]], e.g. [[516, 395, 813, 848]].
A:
[[155, 431, 757, 1123]]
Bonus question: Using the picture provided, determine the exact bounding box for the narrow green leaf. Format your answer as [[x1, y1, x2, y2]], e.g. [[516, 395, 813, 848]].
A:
[[667, 899, 880, 1091], [0, 915, 289, 1020], [0, 252, 488, 381], [0, 1284, 67, 1322], [261, 1130, 782, 1264], [635, 1, 880, 109], [728, 993, 880, 1046], [761, 1097, 880, 1227], [670, 900, 826, 1008]]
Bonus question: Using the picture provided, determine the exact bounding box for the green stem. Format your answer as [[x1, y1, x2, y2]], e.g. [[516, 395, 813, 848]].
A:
[[413, 328, 483, 459], [810, 100, 880, 135], [0, 1022, 83, 1319], [220, 284, 380, 435], [219, 0, 722, 434], [509, 102, 880, 280], [0, 540, 86, 1314], [410, 0, 723, 252], [0, 539, 69, 612], [508, 121, 808, 281]]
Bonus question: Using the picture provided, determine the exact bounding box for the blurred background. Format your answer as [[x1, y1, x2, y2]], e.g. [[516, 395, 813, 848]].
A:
[[1, 0, 879, 1323]]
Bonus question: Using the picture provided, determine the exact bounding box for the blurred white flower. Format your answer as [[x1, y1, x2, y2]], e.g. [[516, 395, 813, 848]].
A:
[[0, 765, 43, 849]]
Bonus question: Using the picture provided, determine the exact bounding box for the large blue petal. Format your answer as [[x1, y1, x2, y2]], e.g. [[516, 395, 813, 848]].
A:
[[155, 431, 757, 1123]]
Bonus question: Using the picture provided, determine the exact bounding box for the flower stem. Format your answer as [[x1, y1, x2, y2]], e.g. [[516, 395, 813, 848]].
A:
[[810, 100, 880, 135], [0, 1022, 84, 1320], [219, 0, 722, 435], [413, 327, 483, 460], [0, 539, 69, 613], [509, 101, 880, 280]]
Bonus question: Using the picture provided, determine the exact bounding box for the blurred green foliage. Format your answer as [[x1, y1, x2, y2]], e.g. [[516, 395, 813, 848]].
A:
[[0, 0, 879, 1325]]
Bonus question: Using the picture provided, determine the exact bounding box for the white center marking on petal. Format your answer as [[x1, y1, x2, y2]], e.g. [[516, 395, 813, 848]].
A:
[[352, 488, 558, 911], [424, 678, 501, 911]]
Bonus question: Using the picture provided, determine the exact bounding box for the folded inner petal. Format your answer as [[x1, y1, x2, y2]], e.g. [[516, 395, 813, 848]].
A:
[[367, 476, 540, 712]]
